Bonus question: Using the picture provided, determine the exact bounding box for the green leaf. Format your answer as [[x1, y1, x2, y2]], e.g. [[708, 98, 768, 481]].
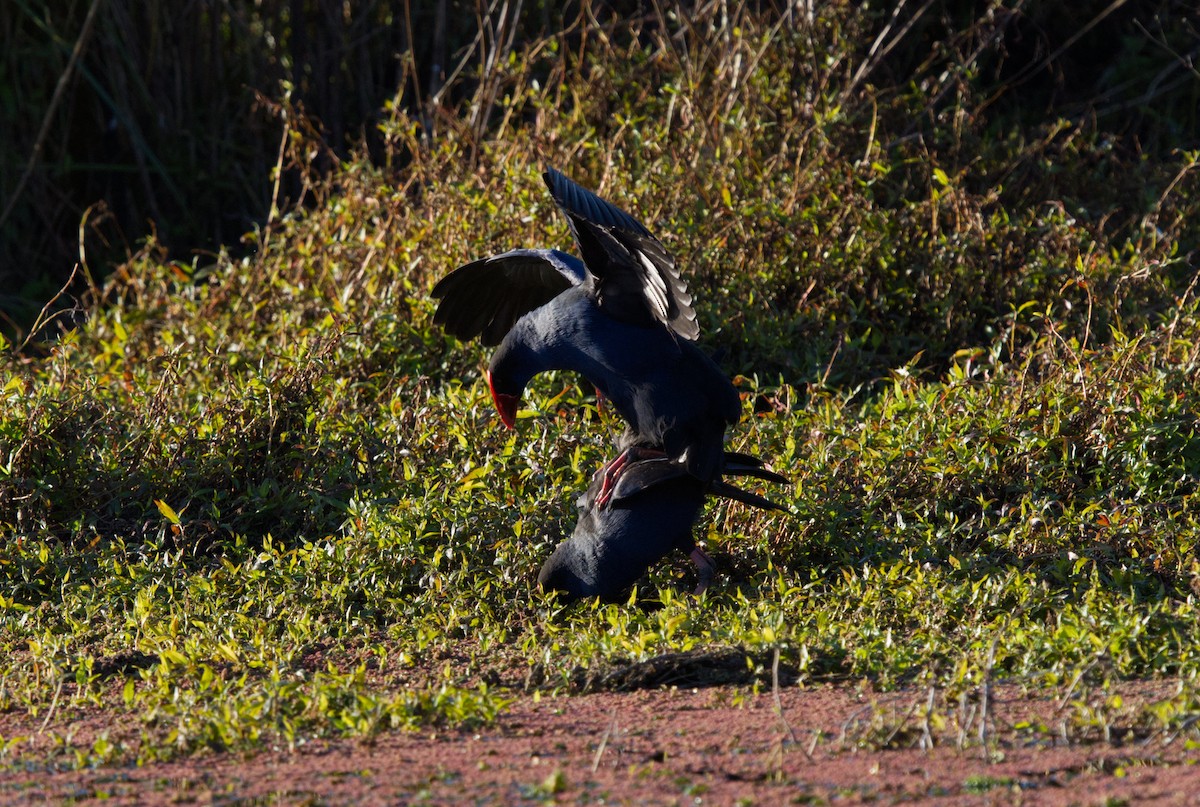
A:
[[154, 499, 181, 525]]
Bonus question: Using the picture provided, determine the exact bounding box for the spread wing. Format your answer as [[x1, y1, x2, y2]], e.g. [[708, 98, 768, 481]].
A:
[[543, 167, 699, 340], [586, 452, 790, 510], [431, 248, 586, 346]]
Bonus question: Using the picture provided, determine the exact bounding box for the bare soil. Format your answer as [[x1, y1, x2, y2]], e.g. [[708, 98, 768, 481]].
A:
[[2, 681, 1198, 805]]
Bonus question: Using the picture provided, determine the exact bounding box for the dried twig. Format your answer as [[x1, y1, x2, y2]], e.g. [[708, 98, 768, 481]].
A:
[[0, 0, 105, 233], [591, 710, 618, 772], [15, 263, 84, 355]]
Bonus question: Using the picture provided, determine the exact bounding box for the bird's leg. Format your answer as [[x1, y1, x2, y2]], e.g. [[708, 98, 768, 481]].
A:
[[594, 446, 667, 509], [592, 450, 631, 509], [690, 546, 715, 596]]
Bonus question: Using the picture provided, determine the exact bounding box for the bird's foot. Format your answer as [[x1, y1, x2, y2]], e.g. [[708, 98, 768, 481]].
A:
[[592, 451, 630, 509], [594, 446, 668, 509], [690, 546, 715, 596]]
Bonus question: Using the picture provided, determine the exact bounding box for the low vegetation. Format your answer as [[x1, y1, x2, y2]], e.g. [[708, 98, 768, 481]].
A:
[[2, 1, 1198, 769]]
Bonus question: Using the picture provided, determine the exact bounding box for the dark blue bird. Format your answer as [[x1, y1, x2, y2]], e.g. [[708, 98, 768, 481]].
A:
[[537, 448, 789, 603], [431, 168, 740, 486]]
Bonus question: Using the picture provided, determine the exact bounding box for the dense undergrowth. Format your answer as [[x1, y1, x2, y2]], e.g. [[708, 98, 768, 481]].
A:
[[2, 2, 1199, 767]]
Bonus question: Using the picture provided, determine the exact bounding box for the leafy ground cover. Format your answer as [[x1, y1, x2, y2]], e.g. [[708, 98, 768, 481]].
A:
[[2, 1, 1199, 798]]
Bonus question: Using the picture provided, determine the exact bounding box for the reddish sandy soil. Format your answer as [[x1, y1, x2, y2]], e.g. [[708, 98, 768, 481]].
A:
[[2, 680, 1198, 805]]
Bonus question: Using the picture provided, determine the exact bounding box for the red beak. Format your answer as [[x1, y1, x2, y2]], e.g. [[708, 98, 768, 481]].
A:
[[486, 370, 519, 429]]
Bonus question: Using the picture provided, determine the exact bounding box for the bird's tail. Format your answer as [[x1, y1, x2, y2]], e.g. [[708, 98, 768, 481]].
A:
[[721, 451, 789, 486], [716, 451, 791, 513]]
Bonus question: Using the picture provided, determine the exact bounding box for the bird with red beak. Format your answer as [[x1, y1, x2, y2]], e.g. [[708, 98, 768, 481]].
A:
[[433, 167, 740, 487]]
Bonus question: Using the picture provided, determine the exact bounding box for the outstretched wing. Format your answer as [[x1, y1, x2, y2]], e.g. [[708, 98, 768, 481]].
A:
[[543, 167, 699, 340], [608, 457, 689, 502], [431, 248, 586, 347], [593, 451, 790, 511]]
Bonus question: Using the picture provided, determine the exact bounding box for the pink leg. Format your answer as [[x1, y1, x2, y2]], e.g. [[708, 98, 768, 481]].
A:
[[690, 546, 715, 596], [593, 449, 631, 509], [594, 446, 668, 509]]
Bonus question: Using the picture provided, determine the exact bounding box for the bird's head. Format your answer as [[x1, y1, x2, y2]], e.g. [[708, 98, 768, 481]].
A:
[[485, 367, 522, 430]]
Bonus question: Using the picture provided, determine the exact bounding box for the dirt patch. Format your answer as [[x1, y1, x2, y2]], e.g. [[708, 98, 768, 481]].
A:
[[2, 682, 1197, 805]]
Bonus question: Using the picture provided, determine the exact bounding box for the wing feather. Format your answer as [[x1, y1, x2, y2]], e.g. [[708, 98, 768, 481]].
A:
[[543, 167, 700, 340], [431, 248, 585, 346]]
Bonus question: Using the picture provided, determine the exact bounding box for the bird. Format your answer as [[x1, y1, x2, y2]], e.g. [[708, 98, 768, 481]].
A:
[[431, 167, 741, 487], [537, 448, 789, 603]]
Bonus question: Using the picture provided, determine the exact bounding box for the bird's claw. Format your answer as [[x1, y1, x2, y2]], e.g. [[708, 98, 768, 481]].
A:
[[594, 446, 669, 509], [593, 449, 631, 510]]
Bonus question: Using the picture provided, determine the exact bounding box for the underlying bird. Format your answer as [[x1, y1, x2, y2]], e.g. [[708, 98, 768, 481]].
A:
[[537, 448, 789, 603], [431, 167, 740, 485]]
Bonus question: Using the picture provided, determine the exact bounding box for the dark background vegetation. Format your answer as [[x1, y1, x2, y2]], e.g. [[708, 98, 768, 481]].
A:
[[2, 0, 1197, 335], [1, 0, 559, 328]]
